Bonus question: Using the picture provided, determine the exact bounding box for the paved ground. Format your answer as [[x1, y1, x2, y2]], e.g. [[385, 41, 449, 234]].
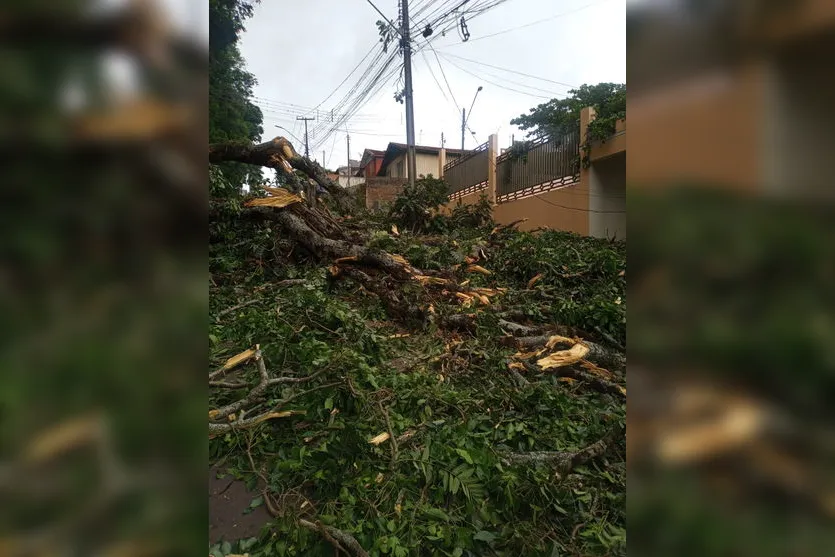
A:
[[209, 464, 273, 545]]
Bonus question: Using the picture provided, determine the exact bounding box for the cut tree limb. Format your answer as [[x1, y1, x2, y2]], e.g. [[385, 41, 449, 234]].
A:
[[298, 519, 369, 557], [516, 335, 625, 372], [502, 425, 623, 479], [209, 349, 330, 435]]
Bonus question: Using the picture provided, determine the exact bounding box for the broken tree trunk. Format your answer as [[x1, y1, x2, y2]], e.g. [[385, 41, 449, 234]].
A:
[[209, 137, 348, 204], [245, 207, 416, 280]]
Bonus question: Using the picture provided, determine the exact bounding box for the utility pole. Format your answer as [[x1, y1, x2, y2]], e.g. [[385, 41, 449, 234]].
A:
[[323, 150, 326, 167], [441, 132, 445, 148], [461, 108, 466, 151], [296, 116, 314, 158], [401, 0, 417, 187], [346, 133, 351, 185]]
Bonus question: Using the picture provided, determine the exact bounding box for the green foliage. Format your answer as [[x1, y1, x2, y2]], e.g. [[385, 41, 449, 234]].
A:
[[490, 229, 626, 344], [210, 209, 626, 556], [511, 83, 625, 140], [388, 175, 450, 232], [388, 176, 494, 235], [510, 83, 626, 167], [209, 0, 264, 191]]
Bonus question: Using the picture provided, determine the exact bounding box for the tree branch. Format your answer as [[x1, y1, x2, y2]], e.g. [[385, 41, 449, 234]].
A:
[[298, 519, 369, 557], [502, 425, 623, 479]]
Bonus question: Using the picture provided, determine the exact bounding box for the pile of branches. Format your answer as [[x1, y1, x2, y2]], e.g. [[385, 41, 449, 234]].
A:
[[209, 136, 627, 556]]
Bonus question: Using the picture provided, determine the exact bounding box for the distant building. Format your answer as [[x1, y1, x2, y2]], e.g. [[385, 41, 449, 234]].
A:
[[336, 159, 363, 187], [355, 149, 386, 179], [377, 143, 468, 178]]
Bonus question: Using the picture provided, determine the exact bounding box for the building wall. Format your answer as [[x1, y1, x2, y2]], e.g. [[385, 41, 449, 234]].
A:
[[364, 157, 384, 178], [441, 183, 590, 235], [628, 62, 763, 192], [387, 153, 453, 179], [589, 152, 626, 240], [493, 184, 590, 235], [365, 177, 407, 210], [338, 176, 365, 188]]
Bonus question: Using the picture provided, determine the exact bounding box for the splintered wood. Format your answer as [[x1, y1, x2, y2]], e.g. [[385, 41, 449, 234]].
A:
[[244, 187, 304, 209]]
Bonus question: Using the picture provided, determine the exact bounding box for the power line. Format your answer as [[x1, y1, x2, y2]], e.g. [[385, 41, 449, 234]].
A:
[[440, 55, 553, 98], [444, 0, 614, 46], [310, 53, 401, 151], [307, 48, 397, 143], [419, 51, 457, 116], [436, 51, 578, 89], [427, 43, 461, 110], [437, 54, 566, 96], [309, 42, 382, 113]]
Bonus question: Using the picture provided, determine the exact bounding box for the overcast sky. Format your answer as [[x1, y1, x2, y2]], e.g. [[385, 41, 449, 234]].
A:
[[238, 0, 625, 171]]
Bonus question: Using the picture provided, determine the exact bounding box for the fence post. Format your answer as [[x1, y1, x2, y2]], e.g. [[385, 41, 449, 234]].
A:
[[487, 134, 498, 204], [439, 147, 446, 179], [580, 106, 597, 145]]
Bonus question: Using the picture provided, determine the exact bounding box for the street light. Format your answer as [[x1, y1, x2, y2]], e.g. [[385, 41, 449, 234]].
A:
[[462, 85, 483, 150]]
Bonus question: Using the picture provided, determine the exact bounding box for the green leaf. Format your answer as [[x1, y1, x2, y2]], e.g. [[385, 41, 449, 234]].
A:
[[423, 507, 451, 522], [324, 397, 334, 410], [473, 530, 498, 543], [454, 448, 473, 464], [249, 496, 263, 508]]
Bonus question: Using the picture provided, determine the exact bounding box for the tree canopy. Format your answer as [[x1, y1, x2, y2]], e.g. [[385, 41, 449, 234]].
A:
[[511, 83, 626, 141], [209, 0, 264, 194]]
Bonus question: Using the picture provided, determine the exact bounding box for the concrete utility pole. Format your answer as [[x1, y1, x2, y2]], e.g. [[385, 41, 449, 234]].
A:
[[441, 132, 445, 148], [323, 150, 326, 166], [401, 0, 417, 187], [461, 108, 466, 151], [296, 116, 315, 158], [346, 133, 351, 184]]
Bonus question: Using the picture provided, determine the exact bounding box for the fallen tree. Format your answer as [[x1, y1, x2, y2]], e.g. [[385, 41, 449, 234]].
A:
[[208, 135, 627, 556]]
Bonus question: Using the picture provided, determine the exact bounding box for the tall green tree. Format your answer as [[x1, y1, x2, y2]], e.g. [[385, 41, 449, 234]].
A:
[[511, 83, 625, 141], [209, 0, 264, 195]]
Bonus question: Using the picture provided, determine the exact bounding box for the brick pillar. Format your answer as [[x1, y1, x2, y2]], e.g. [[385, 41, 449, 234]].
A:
[[439, 147, 446, 178], [579, 106, 596, 235], [487, 134, 498, 204], [580, 106, 597, 144]]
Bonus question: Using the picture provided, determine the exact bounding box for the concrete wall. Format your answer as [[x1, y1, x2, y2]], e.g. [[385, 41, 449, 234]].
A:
[[493, 184, 590, 235], [589, 152, 626, 240], [440, 188, 487, 215], [338, 176, 365, 188], [628, 63, 763, 192], [365, 177, 407, 210]]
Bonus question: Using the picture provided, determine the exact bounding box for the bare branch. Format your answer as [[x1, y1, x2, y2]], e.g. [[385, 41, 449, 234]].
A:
[[502, 425, 623, 479], [298, 519, 369, 557]]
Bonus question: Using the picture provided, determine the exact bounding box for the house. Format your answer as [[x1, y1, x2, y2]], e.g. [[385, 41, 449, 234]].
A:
[[377, 143, 468, 178], [335, 159, 363, 188], [355, 149, 386, 179], [358, 142, 471, 210]]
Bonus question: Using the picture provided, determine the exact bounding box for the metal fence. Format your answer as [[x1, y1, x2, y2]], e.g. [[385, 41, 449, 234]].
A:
[[496, 130, 580, 202], [444, 141, 489, 197]]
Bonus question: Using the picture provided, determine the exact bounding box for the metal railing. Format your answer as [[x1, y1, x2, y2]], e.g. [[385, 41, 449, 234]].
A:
[[444, 141, 489, 196], [496, 130, 580, 201]]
